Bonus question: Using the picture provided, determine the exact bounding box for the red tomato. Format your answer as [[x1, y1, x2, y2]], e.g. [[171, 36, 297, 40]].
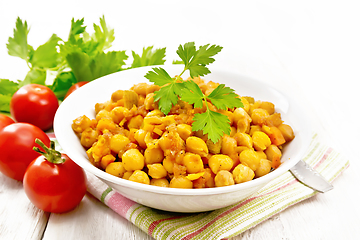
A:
[[64, 81, 89, 99], [0, 123, 50, 181], [10, 84, 59, 131], [0, 114, 15, 132], [23, 139, 87, 213]]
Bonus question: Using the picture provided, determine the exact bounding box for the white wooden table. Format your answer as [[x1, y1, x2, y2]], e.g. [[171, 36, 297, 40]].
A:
[[1, 1, 359, 239]]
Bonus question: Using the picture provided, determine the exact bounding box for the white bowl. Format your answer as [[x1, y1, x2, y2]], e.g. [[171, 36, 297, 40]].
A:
[[54, 65, 312, 213]]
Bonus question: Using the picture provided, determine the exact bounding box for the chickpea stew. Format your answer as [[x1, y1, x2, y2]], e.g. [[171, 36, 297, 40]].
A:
[[72, 77, 295, 189]]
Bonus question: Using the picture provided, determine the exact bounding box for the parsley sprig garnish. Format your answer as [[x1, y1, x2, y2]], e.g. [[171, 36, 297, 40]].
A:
[[145, 42, 243, 143]]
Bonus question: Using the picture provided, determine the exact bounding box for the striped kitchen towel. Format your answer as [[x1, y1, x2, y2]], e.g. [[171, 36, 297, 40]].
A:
[[64, 134, 349, 240]]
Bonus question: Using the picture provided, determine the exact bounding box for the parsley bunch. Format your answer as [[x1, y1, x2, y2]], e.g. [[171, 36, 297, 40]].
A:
[[0, 16, 166, 112], [145, 42, 243, 143]]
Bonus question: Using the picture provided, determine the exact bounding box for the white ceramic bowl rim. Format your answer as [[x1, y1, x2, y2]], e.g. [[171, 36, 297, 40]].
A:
[[54, 64, 312, 197]]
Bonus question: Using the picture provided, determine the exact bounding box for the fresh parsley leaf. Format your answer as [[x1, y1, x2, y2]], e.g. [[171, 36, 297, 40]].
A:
[[131, 46, 166, 68], [153, 83, 183, 115], [145, 67, 173, 86], [145, 67, 185, 115], [180, 80, 204, 109], [192, 110, 231, 144], [176, 42, 223, 77], [6, 17, 32, 61], [30, 34, 61, 69], [207, 84, 243, 110], [181, 80, 242, 142]]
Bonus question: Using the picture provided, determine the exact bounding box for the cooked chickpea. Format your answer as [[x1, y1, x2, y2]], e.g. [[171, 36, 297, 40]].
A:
[[123, 171, 133, 180], [134, 129, 148, 149], [96, 118, 117, 133], [144, 147, 164, 164], [144, 93, 156, 110], [72, 115, 92, 133], [110, 134, 130, 153], [101, 154, 116, 169], [240, 97, 250, 112], [147, 163, 168, 179], [96, 109, 112, 122], [278, 124, 295, 142], [232, 164, 255, 183], [206, 138, 222, 154], [233, 107, 251, 125], [92, 135, 111, 162], [177, 124, 193, 141], [122, 148, 145, 171], [106, 162, 126, 178], [252, 131, 271, 151], [127, 115, 144, 129], [169, 176, 193, 189], [80, 127, 98, 148], [150, 178, 169, 187], [208, 154, 233, 174], [239, 148, 261, 171], [111, 90, 124, 102], [221, 135, 237, 155], [162, 156, 174, 174], [258, 101, 275, 115], [234, 132, 253, 149], [131, 83, 149, 96], [128, 170, 150, 185], [214, 170, 235, 187], [265, 113, 283, 127], [186, 136, 208, 157], [255, 159, 272, 178], [183, 152, 204, 174], [251, 108, 269, 125], [111, 106, 130, 125], [265, 144, 282, 169]]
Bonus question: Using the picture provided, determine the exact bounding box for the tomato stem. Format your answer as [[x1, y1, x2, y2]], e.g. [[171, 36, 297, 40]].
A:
[[33, 138, 65, 164]]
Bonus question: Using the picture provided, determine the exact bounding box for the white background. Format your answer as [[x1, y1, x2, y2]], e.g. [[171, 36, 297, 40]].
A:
[[0, 1, 359, 239]]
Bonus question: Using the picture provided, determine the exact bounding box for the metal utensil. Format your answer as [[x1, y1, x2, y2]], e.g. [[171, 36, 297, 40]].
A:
[[290, 160, 334, 193]]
